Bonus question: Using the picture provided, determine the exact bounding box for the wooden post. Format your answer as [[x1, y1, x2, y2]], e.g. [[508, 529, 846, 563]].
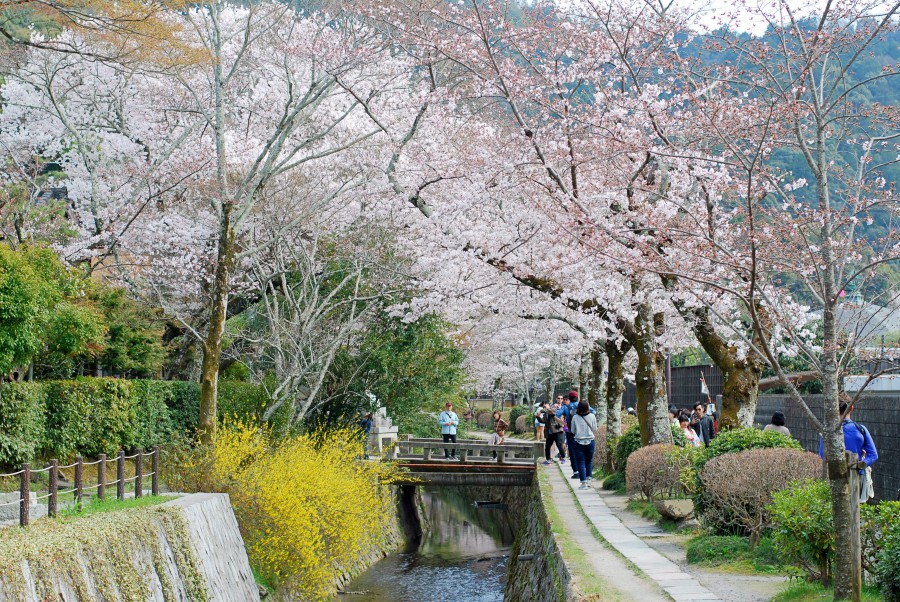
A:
[[74, 457, 83, 506], [135, 451, 143, 498], [847, 452, 862, 601], [116, 451, 125, 502], [151, 446, 160, 496], [48, 459, 58, 518], [19, 463, 30, 528], [97, 454, 107, 501]]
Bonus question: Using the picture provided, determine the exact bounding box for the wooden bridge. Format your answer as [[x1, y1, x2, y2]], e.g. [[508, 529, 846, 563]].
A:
[[393, 437, 543, 487]]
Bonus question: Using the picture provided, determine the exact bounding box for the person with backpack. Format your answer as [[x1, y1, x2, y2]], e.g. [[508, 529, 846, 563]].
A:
[[536, 401, 566, 465], [558, 391, 593, 480], [570, 400, 598, 489], [819, 398, 878, 501]]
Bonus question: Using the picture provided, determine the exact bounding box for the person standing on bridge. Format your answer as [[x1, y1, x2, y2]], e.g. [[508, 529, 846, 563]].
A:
[[439, 402, 460, 460], [571, 400, 598, 489]]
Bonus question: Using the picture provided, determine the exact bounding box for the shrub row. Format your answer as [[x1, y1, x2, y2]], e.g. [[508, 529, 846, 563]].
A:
[[0, 378, 281, 466]]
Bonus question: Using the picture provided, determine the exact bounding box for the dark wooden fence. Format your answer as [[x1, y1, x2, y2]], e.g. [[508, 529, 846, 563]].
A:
[[755, 395, 900, 502], [624, 364, 724, 411], [0, 447, 161, 527]]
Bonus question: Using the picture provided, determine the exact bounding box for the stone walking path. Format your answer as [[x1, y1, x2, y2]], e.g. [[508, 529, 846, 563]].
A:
[[554, 463, 723, 602]]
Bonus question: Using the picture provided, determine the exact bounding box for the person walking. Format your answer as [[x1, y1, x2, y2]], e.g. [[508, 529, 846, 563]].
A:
[[439, 402, 460, 460], [537, 402, 566, 465], [558, 391, 591, 479], [690, 402, 716, 447], [763, 411, 791, 436], [571, 400, 598, 489]]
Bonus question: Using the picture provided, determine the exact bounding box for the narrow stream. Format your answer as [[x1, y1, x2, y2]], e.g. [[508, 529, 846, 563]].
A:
[[335, 487, 515, 601]]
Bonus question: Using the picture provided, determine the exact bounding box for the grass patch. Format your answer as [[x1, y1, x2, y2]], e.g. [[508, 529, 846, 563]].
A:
[[771, 581, 883, 602], [686, 534, 787, 575], [60, 494, 170, 519], [626, 498, 661, 521], [537, 470, 625, 600], [253, 567, 275, 594], [600, 471, 625, 493]]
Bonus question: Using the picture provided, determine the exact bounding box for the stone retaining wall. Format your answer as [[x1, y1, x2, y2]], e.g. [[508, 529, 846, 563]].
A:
[[505, 475, 572, 602], [0, 493, 259, 602]]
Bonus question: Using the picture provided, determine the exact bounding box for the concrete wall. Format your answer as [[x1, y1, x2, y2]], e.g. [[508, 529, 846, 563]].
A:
[[505, 477, 573, 602], [0, 493, 259, 602], [755, 395, 900, 501]]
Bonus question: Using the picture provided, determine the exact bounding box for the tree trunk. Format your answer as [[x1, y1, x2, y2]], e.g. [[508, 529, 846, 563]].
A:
[[199, 204, 235, 445], [589, 344, 606, 424], [721, 359, 763, 429], [604, 339, 628, 473], [631, 304, 673, 446], [662, 276, 764, 428]]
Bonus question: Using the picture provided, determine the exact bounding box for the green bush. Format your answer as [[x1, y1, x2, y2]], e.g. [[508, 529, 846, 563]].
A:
[[862, 501, 900, 601], [508, 405, 530, 433], [686, 535, 751, 565], [671, 424, 688, 447], [0, 382, 47, 467], [768, 479, 833, 584], [44, 378, 139, 457], [615, 424, 642, 474], [1, 377, 273, 463]]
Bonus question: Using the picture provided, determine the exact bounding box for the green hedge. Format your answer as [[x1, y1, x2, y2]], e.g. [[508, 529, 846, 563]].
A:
[[0, 378, 275, 467], [0, 382, 47, 466]]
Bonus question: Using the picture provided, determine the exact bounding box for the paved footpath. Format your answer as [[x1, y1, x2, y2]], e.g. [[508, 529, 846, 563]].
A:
[[555, 463, 722, 602]]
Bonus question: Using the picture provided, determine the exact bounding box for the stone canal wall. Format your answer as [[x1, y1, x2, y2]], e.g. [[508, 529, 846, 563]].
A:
[[505, 475, 572, 602], [0, 493, 259, 602]]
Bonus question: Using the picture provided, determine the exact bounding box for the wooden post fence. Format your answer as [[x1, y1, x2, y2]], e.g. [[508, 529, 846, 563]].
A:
[[48, 459, 58, 518], [12, 450, 165, 527], [116, 451, 125, 502], [98, 454, 107, 501], [74, 457, 83, 506], [151, 446, 160, 496], [19, 463, 30, 528], [135, 451, 143, 499]]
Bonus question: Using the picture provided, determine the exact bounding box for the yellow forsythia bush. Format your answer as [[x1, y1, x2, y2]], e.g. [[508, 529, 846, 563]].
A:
[[177, 420, 402, 599]]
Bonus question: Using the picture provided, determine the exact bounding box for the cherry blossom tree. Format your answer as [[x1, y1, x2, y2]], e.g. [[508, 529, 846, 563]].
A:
[[647, 2, 900, 598]]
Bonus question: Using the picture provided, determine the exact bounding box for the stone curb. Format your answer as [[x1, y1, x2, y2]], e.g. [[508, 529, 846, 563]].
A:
[[554, 464, 723, 602]]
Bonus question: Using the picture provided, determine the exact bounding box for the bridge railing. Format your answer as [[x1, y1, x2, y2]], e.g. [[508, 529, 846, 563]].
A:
[[396, 437, 543, 466]]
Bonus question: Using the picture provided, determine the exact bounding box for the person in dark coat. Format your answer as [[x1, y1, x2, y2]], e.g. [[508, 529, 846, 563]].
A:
[[690, 402, 716, 447]]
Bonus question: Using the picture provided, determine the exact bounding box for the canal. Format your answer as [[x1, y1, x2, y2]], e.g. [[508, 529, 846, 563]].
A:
[[335, 486, 516, 601]]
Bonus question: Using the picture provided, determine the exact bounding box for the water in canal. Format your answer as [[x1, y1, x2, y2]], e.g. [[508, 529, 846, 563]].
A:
[[335, 487, 516, 602]]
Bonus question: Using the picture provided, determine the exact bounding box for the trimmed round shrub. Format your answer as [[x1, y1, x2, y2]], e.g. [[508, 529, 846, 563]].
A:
[[698, 448, 822, 541], [615, 424, 642, 474], [697, 428, 800, 472], [768, 479, 833, 584], [508, 405, 530, 432], [626, 444, 679, 500], [514, 415, 528, 434], [476, 411, 493, 429]]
